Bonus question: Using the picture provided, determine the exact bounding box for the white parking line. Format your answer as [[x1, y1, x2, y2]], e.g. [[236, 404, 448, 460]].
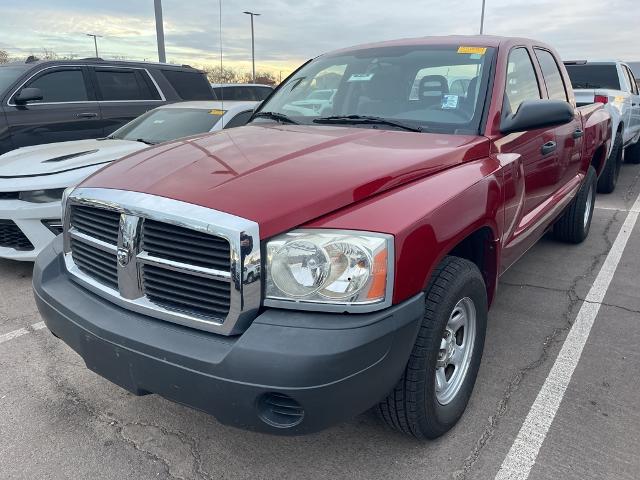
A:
[[595, 206, 640, 213], [0, 321, 46, 345], [495, 191, 640, 480]]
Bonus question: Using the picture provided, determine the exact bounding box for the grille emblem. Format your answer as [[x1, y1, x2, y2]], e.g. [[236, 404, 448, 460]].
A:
[[117, 248, 130, 267]]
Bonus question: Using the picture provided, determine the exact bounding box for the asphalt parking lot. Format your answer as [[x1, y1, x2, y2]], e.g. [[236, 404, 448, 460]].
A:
[[1, 163, 639, 480]]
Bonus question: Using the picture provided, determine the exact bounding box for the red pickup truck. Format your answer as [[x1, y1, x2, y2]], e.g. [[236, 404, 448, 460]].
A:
[[33, 36, 610, 439]]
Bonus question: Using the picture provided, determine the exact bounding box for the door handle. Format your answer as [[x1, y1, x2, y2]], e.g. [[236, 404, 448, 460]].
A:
[[75, 112, 98, 118], [541, 141, 557, 155], [573, 128, 584, 139]]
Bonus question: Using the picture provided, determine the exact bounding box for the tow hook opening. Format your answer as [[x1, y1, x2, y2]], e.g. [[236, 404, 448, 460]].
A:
[[257, 392, 305, 428]]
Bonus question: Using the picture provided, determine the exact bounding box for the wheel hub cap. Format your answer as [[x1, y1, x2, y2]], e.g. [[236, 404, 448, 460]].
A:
[[584, 183, 594, 229], [435, 297, 477, 405]]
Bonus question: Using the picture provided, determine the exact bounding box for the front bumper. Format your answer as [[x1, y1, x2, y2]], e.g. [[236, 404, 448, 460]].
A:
[[0, 199, 61, 261], [33, 237, 424, 435]]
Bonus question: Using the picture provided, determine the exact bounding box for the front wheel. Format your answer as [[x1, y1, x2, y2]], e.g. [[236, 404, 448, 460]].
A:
[[553, 166, 597, 244], [377, 256, 488, 439]]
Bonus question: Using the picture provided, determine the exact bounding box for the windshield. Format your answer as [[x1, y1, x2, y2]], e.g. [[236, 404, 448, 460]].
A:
[[0, 66, 28, 94], [255, 45, 495, 134], [110, 107, 223, 144], [565, 64, 621, 90]]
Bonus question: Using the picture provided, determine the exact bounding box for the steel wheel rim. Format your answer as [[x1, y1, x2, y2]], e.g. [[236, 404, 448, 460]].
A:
[[584, 183, 594, 229], [435, 297, 477, 405]]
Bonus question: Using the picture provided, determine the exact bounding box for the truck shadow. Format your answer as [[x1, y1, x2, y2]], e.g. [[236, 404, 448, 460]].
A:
[[0, 258, 34, 279]]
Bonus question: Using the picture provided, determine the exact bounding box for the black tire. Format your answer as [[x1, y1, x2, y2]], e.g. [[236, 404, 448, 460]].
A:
[[553, 166, 597, 244], [597, 132, 622, 194], [377, 256, 488, 439], [626, 140, 640, 164]]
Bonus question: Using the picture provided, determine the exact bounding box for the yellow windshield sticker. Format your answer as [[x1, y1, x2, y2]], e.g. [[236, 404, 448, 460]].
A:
[[457, 46, 487, 55], [209, 109, 226, 115]]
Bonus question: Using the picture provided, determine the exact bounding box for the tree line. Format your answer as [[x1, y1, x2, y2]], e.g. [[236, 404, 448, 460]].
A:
[[0, 49, 281, 85]]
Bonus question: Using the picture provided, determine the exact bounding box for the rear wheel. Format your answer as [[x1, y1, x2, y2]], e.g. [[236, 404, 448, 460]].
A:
[[597, 132, 623, 193], [377, 256, 487, 439], [626, 140, 640, 164], [554, 166, 597, 244]]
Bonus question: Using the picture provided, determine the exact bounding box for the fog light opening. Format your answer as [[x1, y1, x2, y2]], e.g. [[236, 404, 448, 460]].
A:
[[257, 392, 305, 428]]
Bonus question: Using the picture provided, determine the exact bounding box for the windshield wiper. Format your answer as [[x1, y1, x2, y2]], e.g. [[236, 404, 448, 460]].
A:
[[253, 111, 298, 124], [135, 138, 157, 145], [313, 115, 424, 132]]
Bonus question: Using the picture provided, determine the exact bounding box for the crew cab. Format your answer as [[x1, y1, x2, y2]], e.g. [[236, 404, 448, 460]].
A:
[[0, 58, 214, 155], [564, 60, 640, 192], [33, 36, 610, 439]]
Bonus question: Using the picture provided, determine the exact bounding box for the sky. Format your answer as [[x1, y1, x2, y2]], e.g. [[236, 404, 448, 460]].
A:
[[1, 0, 638, 77]]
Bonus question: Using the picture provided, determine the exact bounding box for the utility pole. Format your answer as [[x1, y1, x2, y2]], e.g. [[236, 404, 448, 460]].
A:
[[86, 33, 102, 57], [480, 0, 486, 34], [154, 0, 167, 63], [243, 11, 260, 82]]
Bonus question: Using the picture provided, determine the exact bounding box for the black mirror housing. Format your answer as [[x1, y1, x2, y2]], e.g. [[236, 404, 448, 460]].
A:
[[500, 99, 574, 134], [15, 87, 44, 104]]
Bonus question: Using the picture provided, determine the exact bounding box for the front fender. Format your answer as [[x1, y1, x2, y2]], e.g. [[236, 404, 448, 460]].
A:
[[306, 156, 504, 305]]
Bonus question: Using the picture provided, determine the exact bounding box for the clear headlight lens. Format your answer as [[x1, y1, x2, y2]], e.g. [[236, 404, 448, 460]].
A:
[[266, 230, 392, 307], [19, 188, 66, 203]]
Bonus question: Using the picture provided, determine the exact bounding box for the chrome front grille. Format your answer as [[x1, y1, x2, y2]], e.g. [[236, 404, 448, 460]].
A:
[[142, 264, 231, 318], [63, 188, 261, 335], [70, 205, 120, 244], [141, 220, 230, 270], [70, 237, 118, 289]]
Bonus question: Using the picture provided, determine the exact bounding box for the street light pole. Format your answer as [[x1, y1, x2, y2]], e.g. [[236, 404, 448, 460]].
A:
[[480, 0, 486, 34], [86, 33, 102, 57], [243, 11, 260, 82], [154, 0, 167, 63]]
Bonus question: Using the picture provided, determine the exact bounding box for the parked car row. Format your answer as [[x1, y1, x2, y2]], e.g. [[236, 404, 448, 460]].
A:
[[210, 83, 273, 101], [0, 58, 216, 156], [0, 100, 257, 260], [27, 35, 614, 440]]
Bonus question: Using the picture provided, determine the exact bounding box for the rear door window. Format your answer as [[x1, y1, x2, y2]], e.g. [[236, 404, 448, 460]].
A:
[[22, 68, 89, 103], [565, 64, 621, 90], [505, 48, 541, 114], [162, 70, 214, 100], [534, 49, 568, 101], [94, 68, 160, 101]]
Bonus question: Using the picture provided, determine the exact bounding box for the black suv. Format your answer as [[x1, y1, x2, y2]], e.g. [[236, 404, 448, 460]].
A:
[[0, 58, 215, 155]]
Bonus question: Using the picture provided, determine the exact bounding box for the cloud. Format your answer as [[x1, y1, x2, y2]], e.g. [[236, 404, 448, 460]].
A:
[[1, 0, 638, 75]]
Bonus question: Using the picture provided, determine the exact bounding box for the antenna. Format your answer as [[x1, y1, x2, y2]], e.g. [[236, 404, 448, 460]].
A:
[[219, 0, 225, 128]]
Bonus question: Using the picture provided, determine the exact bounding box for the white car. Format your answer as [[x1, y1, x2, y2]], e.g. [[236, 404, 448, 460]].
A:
[[0, 100, 257, 261]]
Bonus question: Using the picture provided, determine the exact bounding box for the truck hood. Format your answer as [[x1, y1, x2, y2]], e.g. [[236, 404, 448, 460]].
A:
[[81, 124, 489, 238], [0, 138, 148, 178]]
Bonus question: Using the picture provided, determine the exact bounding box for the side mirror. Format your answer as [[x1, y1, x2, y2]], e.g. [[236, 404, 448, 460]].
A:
[[500, 99, 574, 134], [15, 87, 44, 104]]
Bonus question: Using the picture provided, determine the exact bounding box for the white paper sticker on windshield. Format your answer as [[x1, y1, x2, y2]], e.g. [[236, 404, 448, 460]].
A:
[[347, 73, 374, 82], [442, 95, 459, 109]]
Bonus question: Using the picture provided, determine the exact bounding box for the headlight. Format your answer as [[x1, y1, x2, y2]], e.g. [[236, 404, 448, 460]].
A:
[[19, 188, 65, 203], [265, 229, 393, 310]]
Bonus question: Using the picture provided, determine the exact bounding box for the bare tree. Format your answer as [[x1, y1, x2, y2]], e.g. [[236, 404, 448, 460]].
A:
[[0, 50, 9, 64], [40, 48, 58, 60], [204, 65, 239, 84], [240, 70, 276, 85]]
